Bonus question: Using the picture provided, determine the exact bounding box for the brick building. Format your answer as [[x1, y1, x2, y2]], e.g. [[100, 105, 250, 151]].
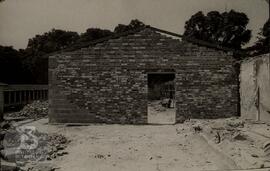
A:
[[49, 26, 239, 124]]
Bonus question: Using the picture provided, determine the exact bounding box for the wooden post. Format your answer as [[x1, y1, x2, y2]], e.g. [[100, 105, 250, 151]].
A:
[[33, 90, 35, 100], [14, 91, 17, 104], [28, 91, 31, 102], [45, 90, 49, 100], [42, 90, 44, 99], [8, 91, 11, 105], [38, 90, 41, 100], [35, 90, 38, 100], [24, 91, 27, 104], [39, 90, 42, 100], [19, 91, 22, 104], [0, 83, 7, 122], [257, 87, 261, 121]]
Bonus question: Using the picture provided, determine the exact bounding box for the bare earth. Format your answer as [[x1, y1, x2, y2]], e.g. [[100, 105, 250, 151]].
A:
[[21, 117, 270, 171], [147, 100, 176, 124], [4, 101, 269, 170]]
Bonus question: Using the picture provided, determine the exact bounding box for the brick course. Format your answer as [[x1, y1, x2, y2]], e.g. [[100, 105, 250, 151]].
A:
[[49, 28, 239, 124]]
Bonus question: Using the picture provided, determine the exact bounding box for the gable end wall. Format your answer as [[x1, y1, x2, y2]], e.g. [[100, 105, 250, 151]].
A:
[[49, 28, 239, 124]]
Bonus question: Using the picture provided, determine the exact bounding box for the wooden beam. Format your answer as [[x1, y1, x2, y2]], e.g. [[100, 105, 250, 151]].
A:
[[0, 83, 7, 121]]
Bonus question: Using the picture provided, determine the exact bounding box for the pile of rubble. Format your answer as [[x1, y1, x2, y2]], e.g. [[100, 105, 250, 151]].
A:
[[46, 133, 69, 160], [209, 118, 247, 143], [187, 118, 247, 142], [187, 118, 270, 169], [0, 120, 69, 170], [6, 100, 48, 119]]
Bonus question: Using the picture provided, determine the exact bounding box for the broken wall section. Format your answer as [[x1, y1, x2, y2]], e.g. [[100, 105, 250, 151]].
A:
[[240, 53, 270, 122]]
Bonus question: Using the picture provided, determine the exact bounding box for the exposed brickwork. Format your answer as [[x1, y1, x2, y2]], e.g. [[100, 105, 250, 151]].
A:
[[49, 28, 239, 124]]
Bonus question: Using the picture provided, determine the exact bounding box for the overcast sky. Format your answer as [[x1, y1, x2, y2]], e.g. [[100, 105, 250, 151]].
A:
[[0, 0, 268, 49]]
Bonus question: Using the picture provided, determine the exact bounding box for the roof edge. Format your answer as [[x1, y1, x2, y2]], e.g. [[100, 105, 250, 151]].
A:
[[148, 26, 245, 54], [45, 25, 246, 58], [43, 26, 147, 58]]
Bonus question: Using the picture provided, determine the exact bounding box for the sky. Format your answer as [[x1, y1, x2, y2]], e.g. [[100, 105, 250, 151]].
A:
[[0, 0, 268, 49]]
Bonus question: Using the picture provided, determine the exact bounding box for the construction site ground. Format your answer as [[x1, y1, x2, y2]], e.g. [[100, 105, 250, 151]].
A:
[[11, 117, 270, 171]]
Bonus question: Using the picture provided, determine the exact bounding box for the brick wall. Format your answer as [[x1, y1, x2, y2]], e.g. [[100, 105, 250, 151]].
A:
[[49, 28, 239, 124]]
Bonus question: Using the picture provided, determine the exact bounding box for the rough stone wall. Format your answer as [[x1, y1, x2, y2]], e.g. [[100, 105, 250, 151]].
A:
[[240, 54, 270, 122], [49, 28, 239, 124]]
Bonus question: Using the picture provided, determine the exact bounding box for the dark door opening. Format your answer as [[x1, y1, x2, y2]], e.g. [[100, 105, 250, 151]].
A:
[[147, 73, 176, 124]]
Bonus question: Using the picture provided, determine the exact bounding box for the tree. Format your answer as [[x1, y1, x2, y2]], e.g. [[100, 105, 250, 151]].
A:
[[1, 20, 146, 84], [24, 29, 80, 84], [114, 19, 145, 33], [0, 46, 31, 84], [24, 28, 115, 83], [26, 29, 79, 55], [255, 19, 270, 54], [246, 19, 270, 55], [78, 28, 113, 43], [184, 10, 251, 49]]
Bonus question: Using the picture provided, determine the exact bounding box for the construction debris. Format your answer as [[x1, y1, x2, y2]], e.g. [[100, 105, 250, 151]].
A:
[[251, 154, 259, 158], [193, 125, 202, 133], [46, 133, 70, 160], [225, 118, 245, 128], [232, 132, 247, 141], [215, 132, 221, 144], [148, 101, 165, 112], [160, 99, 173, 108], [6, 100, 48, 119], [0, 120, 11, 130]]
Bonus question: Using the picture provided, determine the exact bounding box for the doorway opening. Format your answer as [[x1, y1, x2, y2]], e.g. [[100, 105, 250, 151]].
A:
[[147, 73, 176, 124]]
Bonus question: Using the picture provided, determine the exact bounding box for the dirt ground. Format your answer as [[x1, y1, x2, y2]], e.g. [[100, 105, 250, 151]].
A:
[[148, 100, 176, 124], [19, 117, 270, 171]]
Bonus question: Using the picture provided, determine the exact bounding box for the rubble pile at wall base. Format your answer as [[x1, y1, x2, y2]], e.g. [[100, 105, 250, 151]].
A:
[[6, 100, 48, 119]]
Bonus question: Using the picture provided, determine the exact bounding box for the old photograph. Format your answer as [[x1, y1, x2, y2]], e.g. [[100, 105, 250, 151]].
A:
[[0, 0, 270, 170]]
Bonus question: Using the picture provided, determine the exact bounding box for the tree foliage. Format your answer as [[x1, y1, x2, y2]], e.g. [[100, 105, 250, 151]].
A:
[[246, 19, 270, 55], [1, 19, 145, 84], [114, 19, 145, 33], [184, 10, 252, 49], [0, 46, 31, 84], [21, 29, 80, 84], [78, 28, 113, 43], [26, 29, 79, 55]]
